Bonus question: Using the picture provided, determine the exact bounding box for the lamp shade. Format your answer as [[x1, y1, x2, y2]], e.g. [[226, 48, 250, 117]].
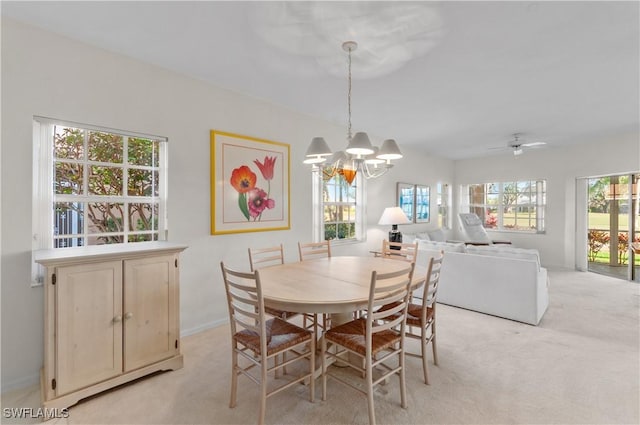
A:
[[378, 207, 411, 225], [376, 139, 403, 160], [303, 137, 333, 164], [305, 137, 332, 157], [346, 132, 375, 156]]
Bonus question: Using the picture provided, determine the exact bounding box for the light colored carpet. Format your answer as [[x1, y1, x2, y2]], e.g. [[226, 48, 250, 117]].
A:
[[2, 268, 639, 425]]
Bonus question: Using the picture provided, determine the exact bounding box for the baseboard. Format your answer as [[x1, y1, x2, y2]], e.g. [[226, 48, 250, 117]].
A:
[[180, 317, 228, 337], [1, 372, 40, 395]]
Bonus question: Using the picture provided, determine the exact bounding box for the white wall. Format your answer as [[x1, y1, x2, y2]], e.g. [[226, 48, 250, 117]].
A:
[[3, 17, 637, 393], [454, 133, 640, 268], [0, 19, 449, 391]]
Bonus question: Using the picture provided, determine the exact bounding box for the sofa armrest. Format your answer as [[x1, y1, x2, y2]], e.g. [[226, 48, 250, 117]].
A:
[[425, 251, 548, 325]]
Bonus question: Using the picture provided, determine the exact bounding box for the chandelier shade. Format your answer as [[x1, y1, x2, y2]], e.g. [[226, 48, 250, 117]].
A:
[[303, 41, 402, 182], [346, 132, 375, 156], [377, 139, 403, 160], [303, 137, 332, 164]]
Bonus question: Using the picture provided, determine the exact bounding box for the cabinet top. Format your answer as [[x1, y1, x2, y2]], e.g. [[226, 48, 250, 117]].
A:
[[34, 241, 188, 265]]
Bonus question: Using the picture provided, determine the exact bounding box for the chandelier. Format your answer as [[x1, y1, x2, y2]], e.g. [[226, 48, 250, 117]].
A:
[[303, 41, 403, 184]]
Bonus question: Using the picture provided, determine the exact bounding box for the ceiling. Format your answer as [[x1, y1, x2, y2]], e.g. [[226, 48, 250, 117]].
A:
[[2, 1, 639, 160]]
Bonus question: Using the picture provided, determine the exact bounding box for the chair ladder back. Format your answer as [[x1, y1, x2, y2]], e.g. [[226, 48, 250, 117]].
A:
[[298, 240, 331, 261], [220, 262, 265, 338], [422, 252, 444, 311], [248, 244, 285, 271], [381, 240, 419, 262], [368, 264, 415, 335]]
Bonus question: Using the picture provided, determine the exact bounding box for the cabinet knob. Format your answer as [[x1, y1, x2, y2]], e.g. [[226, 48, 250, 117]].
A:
[[124, 312, 134, 320], [113, 315, 122, 323]]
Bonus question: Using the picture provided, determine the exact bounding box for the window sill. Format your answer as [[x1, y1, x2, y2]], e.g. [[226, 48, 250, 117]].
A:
[[487, 229, 546, 235], [326, 238, 363, 247]]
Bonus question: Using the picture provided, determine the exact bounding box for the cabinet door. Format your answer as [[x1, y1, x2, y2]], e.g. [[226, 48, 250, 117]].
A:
[[56, 261, 123, 395], [123, 254, 179, 371]]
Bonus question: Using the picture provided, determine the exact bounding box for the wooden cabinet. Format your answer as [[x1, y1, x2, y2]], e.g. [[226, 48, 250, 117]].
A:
[[35, 242, 187, 409]]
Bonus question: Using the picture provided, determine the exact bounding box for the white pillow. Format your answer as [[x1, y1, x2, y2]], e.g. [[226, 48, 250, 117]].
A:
[[402, 233, 417, 244], [416, 232, 430, 241], [417, 240, 465, 253], [427, 228, 446, 242]]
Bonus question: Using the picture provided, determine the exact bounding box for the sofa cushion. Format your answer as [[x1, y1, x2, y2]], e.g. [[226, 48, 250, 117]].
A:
[[464, 245, 541, 269], [417, 240, 465, 253], [402, 233, 417, 243], [416, 232, 430, 241], [426, 228, 446, 242]]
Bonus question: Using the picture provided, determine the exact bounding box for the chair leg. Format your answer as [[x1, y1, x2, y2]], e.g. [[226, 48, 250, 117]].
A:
[[399, 349, 408, 409], [422, 327, 430, 385], [366, 356, 376, 425], [313, 314, 319, 341], [321, 336, 327, 401], [230, 344, 238, 408], [310, 335, 316, 403], [432, 321, 439, 366], [259, 353, 268, 425]]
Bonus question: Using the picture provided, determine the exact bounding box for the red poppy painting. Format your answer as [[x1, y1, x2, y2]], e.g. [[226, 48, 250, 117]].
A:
[[211, 130, 290, 234]]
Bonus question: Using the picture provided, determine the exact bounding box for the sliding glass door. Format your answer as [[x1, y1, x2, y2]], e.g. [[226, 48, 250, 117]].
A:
[[587, 173, 639, 281]]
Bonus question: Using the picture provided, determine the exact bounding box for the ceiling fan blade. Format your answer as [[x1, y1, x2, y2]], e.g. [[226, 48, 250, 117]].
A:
[[521, 141, 546, 147]]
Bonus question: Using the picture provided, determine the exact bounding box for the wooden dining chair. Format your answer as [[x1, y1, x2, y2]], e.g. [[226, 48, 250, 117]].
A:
[[380, 251, 444, 385], [220, 262, 315, 425], [298, 240, 332, 261], [381, 239, 419, 262], [248, 245, 298, 321], [298, 240, 332, 335], [321, 262, 415, 425]]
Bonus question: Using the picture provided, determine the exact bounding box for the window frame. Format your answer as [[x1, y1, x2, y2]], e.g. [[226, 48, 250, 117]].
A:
[[437, 182, 451, 229], [462, 179, 546, 234], [312, 167, 365, 244], [32, 117, 168, 284]]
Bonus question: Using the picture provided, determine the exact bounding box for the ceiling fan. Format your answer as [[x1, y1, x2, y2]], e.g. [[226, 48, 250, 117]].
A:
[[490, 133, 547, 156]]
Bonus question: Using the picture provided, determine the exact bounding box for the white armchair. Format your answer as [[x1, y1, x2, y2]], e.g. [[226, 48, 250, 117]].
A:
[[458, 213, 511, 245]]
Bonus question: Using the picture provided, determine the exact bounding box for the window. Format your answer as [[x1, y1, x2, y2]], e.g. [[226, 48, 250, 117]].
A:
[[437, 182, 450, 229], [312, 167, 365, 242], [32, 118, 168, 282], [463, 180, 546, 232]]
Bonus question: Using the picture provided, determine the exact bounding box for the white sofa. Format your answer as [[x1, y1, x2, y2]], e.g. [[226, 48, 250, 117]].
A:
[[413, 240, 549, 325]]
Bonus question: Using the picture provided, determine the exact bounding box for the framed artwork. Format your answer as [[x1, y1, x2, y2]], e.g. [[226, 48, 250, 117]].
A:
[[397, 182, 415, 222], [210, 130, 290, 235], [415, 185, 430, 223], [397, 182, 430, 223]]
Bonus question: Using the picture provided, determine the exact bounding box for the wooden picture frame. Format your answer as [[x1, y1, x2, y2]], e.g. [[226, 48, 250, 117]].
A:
[[210, 130, 290, 235]]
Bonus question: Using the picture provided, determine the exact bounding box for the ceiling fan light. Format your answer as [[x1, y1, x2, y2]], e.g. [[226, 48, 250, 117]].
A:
[[346, 132, 375, 156], [513, 147, 523, 156], [376, 139, 403, 160]]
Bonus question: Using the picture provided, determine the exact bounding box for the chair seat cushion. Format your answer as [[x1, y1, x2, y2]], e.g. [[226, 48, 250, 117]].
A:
[[235, 317, 312, 356], [379, 302, 434, 327], [324, 318, 401, 356], [406, 305, 434, 327]]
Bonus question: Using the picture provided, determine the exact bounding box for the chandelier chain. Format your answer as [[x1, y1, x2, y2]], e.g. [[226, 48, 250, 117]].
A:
[[347, 45, 352, 141]]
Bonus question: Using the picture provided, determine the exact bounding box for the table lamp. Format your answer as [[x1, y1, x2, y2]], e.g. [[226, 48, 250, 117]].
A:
[[378, 207, 411, 247]]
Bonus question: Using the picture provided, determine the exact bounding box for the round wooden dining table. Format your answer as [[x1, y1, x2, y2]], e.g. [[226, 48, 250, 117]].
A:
[[257, 256, 427, 316]]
